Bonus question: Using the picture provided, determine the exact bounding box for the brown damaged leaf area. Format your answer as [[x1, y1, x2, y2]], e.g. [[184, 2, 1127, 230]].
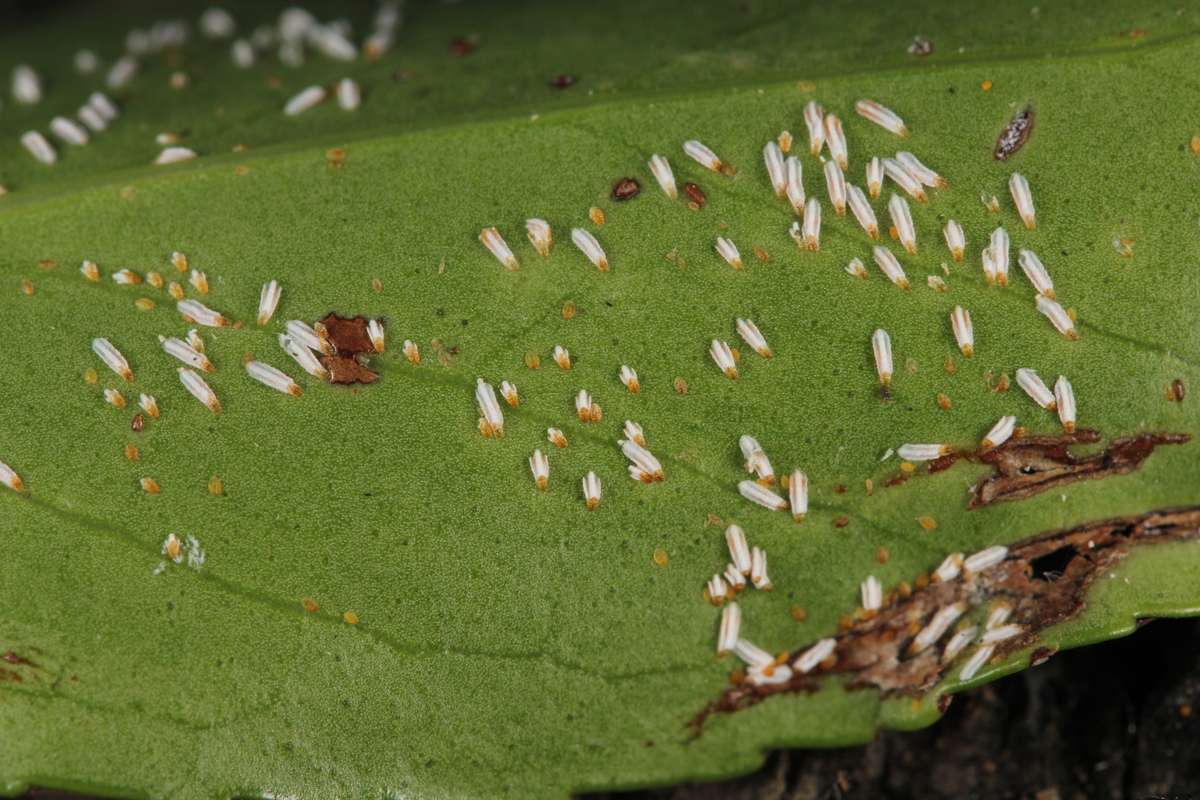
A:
[[884, 431, 1191, 508], [694, 507, 1200, 730], [317, 313, 380, 385]]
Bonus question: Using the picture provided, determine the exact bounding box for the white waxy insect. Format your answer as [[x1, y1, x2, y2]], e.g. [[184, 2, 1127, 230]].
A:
[[789, 470, 808, 523], [989, 227, 1010, 287], [1055, 376, 1076, 434], [364, 28, 394, 58], [232, 39, 255, 67], [866, 156, 884, 200], [75, 50, 99, 74], [897, 444, 953, 461], [154, 147, 198, 165], [1017, 249, 1055, 300], [726, 524, 752, 575], [739, 435, 773, 484], [883, 158, 927, 203], [284, 86, 327, 116], [186, 329, 205, 353], [706, 574, 728, 606], [951, 306, 974, 358], [785, 156, 805, 216], [139, 393, 160, 418], [525, 218, 552, 258], [963, 545, 1008, 574], [621, 439, 664, 482], [845, 257, 869, 280], [547, 428, 569, 449], [717, 602, 741, 657], [80, 260, 100, 282], [944, 220, 965, 262], [895, 151, 947, 188], [986, 605, 1012, 630], [92, 338, 133, 381], [724, 563, 746, 593], [824, 114, 847, 171], [802, 198, 821, 251], [873, 328, 893, 388], [403, 340, 419, 364], [490, 380, 515, 408], [733, 638, 774, 668], [910, 602, 968, 654], [981, 192, 1001, 213], [1009, 172, 1036, 230], [715, 237, 743, 271], [575, 389, 594, 422], [933, 553, 964, 584], [942, 627, 978, 663], [872, 245, 910, 290], [793, 638, 837, 673], [648, 154, 677, 199], [624, 420, 645, 447], [279, 335, 329, 380], [529, 449, 549, 491], [21, 131, 56, 164], [928, 275, 947, 292], [79, 105, 107, 132], [161, 337, 214, 373], [981, 249, 997, 285], [1036, 295, 1078, 340], [739, 480, 787, 511], [855, 99, 909, 137], [476, 379, 505, 437], [959, 644, 997, 681], [286, 320, 333, 354], [189, 270, 209, 294], [683, 140, 724, 173], [861, 575, 883, 612], [336, 78, 361, 111], [553, 345, 570, 370], [746, 663, 793, 687], [201, 7, 237, 38], [888, 194, 917, 256], [982, 415, 1017, 450], [50, 117, 89, 146], [89, 92, 119, 121], [367, 319, 385, 354], [764, 141, 786, 199], [479, 227, 520, 270], [278, 40, 304, 67], [105, 389, 127, 408], [583, 471, 601, 510], [12, 65, 41, 104], [572, 228, 609, 272], [310, 25, 357, 60], [979, 625, 1025, 645], [736, 318, 771, 358], [619, 365, 640, 393], [804, 101, 825, 155], [106, 56, 138, 89], [178, 368, 221, 412], [847, 185, 878, 239], [258, 280, 281, 326], [710, 340, 738, 379], [1016, 369, 1057, 410], [0, 459, 24, 492], [750, 546, 772, 590], [824, 160, 847, 216], [246, 360, 303, 396], [112, 269, 143, 285]]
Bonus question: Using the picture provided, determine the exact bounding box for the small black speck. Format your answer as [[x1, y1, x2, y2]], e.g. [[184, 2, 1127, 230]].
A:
[[363, 492, 372, 497], [947, 87, 955, 93], [906, 406, 914, 411], [605, 301, 613, 307], [166, 602, 174, 611], [436, 308, 445, 316], [1062, 250, 1069, 256], [402, 539, 409, 545], [294, 525, 301, 531], [425, 759, 436, 767], [343, 698, 352, 707], [612, 338, 619, 346], [462, 319, 469, 326]]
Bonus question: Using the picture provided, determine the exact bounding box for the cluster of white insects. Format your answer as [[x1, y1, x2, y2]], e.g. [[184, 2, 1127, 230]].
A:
[[0, 3, 1090, 696], [9, 4, 402, 170]]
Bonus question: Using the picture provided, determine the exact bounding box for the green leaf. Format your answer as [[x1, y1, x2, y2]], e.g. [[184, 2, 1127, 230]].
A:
[[2, 2, 1199, 799]]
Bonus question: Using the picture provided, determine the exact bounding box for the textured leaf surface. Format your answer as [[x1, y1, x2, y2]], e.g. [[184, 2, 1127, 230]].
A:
[[1, 2, 1199, 799]]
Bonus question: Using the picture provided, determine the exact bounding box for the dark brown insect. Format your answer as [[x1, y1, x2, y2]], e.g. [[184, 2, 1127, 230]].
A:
[[448, 36, 478, 57], [995, 105, 1033, 160], [131, 413, 145, 432], [549, 74, 576, 89], [610, 177, 640, 201], [1175, 379, 1186, 402], [683, 182, 706, 206]]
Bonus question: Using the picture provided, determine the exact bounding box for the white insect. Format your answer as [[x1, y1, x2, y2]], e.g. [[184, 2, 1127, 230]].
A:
[[480, 227, 519, 270], [106, 56, 138, 89], [12, 65, 42, 104], [92, 338, 133, 381], [804, 101, 825, 155], [736, 318, 771, 358], [802, 197, 821, 251], [959, 645, 997, 681], [1017, 249, 1055, 299], [963, 545, 1008, 573], [847, 185, 878, 239], [50, 117, 89, 146], [823, 114, 847, 171], [739, 435, 773, 484], [582, 471, 601, 510], [726, 525, 752, 575], [882, 158, 927, 203], [989, 227, 1010, 286], [911, 603, 968, 654], [866, 156, 884, 199], [154, 147, 197, 165], [750, 546, 772, 590], [161, 336, 214, 373], [943, 220, 965, 262], [785, 156, 805, 216], [933, 554, 964, 584], [476, 379, 505, 437], [619, 365, 640, 393], [1010, 172, 1036, 230], [571, 228, 609, 272], [648, 154, 677, 199], [763, 141, 786, 199], [710, 340, 738, 379], [258, 280, 281, 325], [279, 335, 329, 380], [897, 444, 953, 461], [232, 39, 255, 67], [336, 78, 361, 111], [715, 237, 743, 271], [872, 329, 893, 388], [717, 602, 741, 657], [951, 306, 974, 358], [942, 628, 978, 664], [789, 469, 808, 523], [845, 257, 869, 280], [1055, 376, 1076, 433], [793, 638, 837, 673], [824, 160, 847, 216], [367, 320, 385, 354], [981, 416, 1017, 449], [872, 245, 910, 290], [525, 219, 552, 258], [245, 360, 303, 396], [529, 450, 549, 491], [683, 140, 724, 173], [21, 131, 56, 164], [855, 100, 909, 137], [1036, 295, 1078, 340], [139, 393, 160, 418], [861, 576, 883, 612], [1016, 368, 1057, 410], [738, 480, 787, 511], [286, 320, 333, 354], [895, 151, 946, 188], [283, 85, 327, 116], [178, 368, 221, 412]]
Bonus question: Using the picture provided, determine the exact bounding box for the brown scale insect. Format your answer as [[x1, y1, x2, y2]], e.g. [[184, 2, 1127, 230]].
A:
[[611, 177, 640, 201], [550, 74, 576, 89], [131, 413, 145, 432], [684, 182, 706, 207], [995, 105, 1033, 160]]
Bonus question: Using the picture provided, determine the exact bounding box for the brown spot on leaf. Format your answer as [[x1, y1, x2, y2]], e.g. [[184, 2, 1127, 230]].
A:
[[316, 313, 381, 384], [691, 506, 1200, 733], [321, 356, 380, 385]]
